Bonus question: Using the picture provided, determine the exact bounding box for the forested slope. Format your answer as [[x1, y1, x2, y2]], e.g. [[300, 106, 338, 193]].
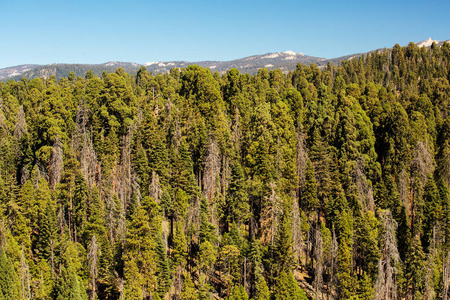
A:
[[0, 41, 449, 299]]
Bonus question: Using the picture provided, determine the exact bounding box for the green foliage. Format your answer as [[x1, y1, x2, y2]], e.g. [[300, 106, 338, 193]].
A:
[[301, 159, 319, 213], [273, 270, 308, 300], [0, 44, 450, 299], [181, 272, 198, 300], [54, 265, 88, 300], [227, 284, 249, 300], [0, 249, 21, 300]]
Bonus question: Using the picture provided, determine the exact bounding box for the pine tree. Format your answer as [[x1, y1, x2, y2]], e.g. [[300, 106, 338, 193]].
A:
[[301, 159, 319, 214], [273, 270, 307, 300], [0, 248, 21, 300], [180, 272, 198, 300], [124, 207, 157, 298], [336, 210, 354, 299], [249, 239, 270, 300], [225, 160, 250, 226], [405, 234, 426, 298], [172, 221, 188, 268], [54, 265, 88, 300], [155, 234, 171, 299], [35, 199, 57, 261], [227, 284, 248, 300], [274, 202, 294, 273]]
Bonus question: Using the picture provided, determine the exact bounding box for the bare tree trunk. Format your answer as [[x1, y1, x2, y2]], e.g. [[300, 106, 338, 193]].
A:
[[203, 138, 221, 236], [115, 126, 140, 240], [260, 183, 281, 246], [443, 252, 450, 300], [49, 138, 63, 190], [232, 107, 241, 152], [292, 198, 303, 265], [14, 106, 28, 163], [50, 239, 55, 277], [150, 171, 161, 203], [74, 101, 99, 188], [172, 265, 183, 300], [328, 229, 338, 300], [203, 139, 220, 203], [313, 227, 323, 298], [374, 210, 400, 300], [353, 158, 375, 212], [20, 245, 31, 300], [87, 235, 99, 300]]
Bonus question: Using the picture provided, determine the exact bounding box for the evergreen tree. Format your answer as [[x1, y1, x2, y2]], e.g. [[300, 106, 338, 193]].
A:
[[181, 272, 198, 300], [227, 284, 249, 300], [54, 265, 88, 300], [301, 159, 319, 214], [155, 234, 171, 298], [0, 249, 21, 300], [273, 270, 307, 300]]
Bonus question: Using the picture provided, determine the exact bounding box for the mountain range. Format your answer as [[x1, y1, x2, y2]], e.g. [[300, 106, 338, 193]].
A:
[[0, 37, 448, 81]]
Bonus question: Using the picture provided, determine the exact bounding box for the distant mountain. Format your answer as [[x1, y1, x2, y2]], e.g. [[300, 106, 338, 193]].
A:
[[3, 51, 331, 81], [416, 37, 450, 48], [143, 50, 330, 75], [1, 38, 448, 81], [0, 64, 40, 80], [5, 62, 142, 82]]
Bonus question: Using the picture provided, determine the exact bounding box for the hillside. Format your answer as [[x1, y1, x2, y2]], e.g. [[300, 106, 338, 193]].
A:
[[0, 64, 40, 80], [0, 41, 449, 299]]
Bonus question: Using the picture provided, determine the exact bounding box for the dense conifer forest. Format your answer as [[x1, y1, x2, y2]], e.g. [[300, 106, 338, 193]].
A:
[[0, 41, 450, 299]]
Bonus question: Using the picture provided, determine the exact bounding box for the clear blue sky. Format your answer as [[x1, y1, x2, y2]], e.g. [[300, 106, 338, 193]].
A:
[[0, 0, 449, 68]]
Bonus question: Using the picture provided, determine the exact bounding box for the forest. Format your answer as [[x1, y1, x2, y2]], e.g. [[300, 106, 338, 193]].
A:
[[0, 41, 450, 300]]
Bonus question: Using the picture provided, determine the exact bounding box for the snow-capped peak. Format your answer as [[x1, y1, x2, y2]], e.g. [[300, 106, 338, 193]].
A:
[[283, 50, 304, 56], [283, 50, 297, 56], [416, 37, 439, 48]]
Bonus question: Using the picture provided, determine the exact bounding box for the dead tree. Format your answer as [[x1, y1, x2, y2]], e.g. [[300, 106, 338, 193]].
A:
[[327, 229, 338, 300], [260, 182, 282, 247], [232, 107, 242, 153], [150, 171, 161, 203], [203, 139, 220, 203], [87, 234, 99, 300], [202, 138, 221, 235], [353, 158, 375, 212], [296, 132, 308, 194], [313, 227, 323, 298], [292, 198, 303, 264], [14, 106, 28, 158], [73, 103, 98, 187], [115, 127, 140, 240], [443, 252, 450, 300], [398, 169, 410, 216], [48, 138, 63, 190], [20, 245, 31, 300], [374, 210, 400, 300]]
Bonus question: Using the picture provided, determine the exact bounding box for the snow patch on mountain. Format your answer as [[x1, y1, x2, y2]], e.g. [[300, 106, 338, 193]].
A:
[[262, 53, 280, 59], [283, 50, 296, 55], [416, 37, 439, 48]]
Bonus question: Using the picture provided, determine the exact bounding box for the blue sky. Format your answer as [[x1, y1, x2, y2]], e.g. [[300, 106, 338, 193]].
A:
[[0, 0, 449, 68]]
